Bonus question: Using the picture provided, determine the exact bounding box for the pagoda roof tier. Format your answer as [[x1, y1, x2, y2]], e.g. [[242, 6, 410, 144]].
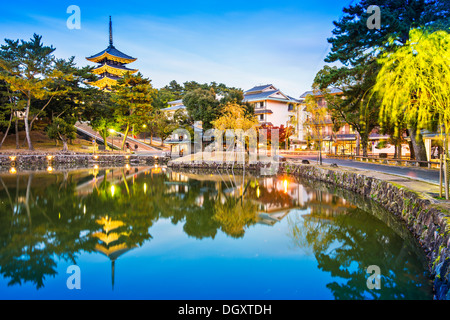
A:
[[87, 75, 122, 90], [86, 45, 137, 64], [92, 63, 138, 76]]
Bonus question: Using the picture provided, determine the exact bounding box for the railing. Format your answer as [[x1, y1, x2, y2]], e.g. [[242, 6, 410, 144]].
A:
[[326, 154, 442, 169]]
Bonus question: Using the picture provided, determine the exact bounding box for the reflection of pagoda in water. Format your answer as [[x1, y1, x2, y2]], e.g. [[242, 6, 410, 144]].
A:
[[92, 216, 136, 290], [86, 16, 138, 90]]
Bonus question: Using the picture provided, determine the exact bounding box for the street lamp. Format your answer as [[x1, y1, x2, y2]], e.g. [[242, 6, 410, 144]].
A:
[[142, 124, 147, 143]]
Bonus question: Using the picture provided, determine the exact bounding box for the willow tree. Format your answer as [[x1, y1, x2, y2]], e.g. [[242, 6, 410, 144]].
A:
[[374, 28, 450, 196], [304, 92, 329, 165], [211, 103, 258, 132]]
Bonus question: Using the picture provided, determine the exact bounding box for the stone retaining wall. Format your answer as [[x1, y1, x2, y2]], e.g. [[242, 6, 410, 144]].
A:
[[0, 154, 170, 169]]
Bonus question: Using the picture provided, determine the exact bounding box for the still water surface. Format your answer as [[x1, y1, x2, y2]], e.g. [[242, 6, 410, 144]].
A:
[[0, 166, 433, 299]]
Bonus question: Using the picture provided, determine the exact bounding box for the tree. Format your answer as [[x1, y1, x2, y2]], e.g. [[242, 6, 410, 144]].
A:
[[46, 117, 77, 152], [314, 66, 380, 157], [304, 92, 329, 165], [82, 88, 117, 150], [321, 0, 450, 161], [153, 110, 176, 147], [211, 103, 258, 132], [183, 88, 221, 130], [0, 34, 72, 150], [374, 28, 450, 196], [112, 73, 157, 150], [0, 80, 19, 149]]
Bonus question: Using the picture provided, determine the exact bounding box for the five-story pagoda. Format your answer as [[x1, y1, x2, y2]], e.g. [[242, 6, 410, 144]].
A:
[[86, 16, 138, 90]]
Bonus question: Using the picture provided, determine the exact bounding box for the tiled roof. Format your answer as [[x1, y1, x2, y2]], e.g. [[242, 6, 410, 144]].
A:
[[92, 62, 137, 72], [162, 105, 187, 112], [168, 99, 183, 105], [87, 45, 136, 61], [244, 84, 274, 94], [244, 90, 279, 101], [244, 90, 301, 103], [287, 95, 301, 103]]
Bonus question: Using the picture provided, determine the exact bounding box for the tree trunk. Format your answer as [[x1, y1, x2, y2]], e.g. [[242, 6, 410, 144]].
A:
[[101, 130, 108, 150], [62, 139, 68, 152], [121, 124, 130, 150], [24, 96, 34, 151], [361, 133, 369, 157], [445, 132, 449, 200], [409, 127, 427, 165], [15, 117, 19, 149], [356, 132, 361, 156], [393, 141, 398, 159], [0, 112, 13, 149], [408, 140, 415, 160]]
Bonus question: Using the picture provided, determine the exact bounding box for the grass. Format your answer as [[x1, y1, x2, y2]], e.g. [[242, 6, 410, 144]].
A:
[[0, 130, 100, 154]]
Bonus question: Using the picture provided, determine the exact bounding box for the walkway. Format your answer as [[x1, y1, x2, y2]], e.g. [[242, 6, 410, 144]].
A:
[[75, 122, 159, 153], [286, 154, 441, 185]]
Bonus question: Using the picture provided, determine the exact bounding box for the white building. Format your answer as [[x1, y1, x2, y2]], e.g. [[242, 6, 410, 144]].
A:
[[243, 84, 303, 149], [162, 99, 187, 119], [243, 84, 301, 127]]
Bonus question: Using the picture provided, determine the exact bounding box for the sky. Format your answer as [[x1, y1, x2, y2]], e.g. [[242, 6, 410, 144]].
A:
[[0, 0, 352, 98]]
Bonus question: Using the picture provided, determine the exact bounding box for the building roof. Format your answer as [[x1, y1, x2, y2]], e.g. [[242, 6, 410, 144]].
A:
[[244, 84, 276, 94], [300, 88, 343, 99], [244, 90, 301, 104], [162, 105, 187, 112], [168, 99, 183, 105], [86, 45, 137, 63], [92, 62, 138, 76], [243, 84, 301, 104]]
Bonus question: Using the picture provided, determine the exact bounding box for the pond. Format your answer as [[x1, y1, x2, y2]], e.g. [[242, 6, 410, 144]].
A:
[[0, 166, 433, 300]]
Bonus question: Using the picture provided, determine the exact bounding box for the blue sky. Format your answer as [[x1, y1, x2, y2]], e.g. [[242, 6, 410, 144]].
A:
[[0, 0, 351, 97]]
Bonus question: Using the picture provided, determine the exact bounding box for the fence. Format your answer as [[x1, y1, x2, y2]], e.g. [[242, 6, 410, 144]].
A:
[[326, 154, 442, 170]]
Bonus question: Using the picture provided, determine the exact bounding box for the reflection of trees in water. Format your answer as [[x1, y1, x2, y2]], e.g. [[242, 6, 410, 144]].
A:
[[0, 174, 99, 289], [286, 187, 432, 300], [213, 196, 257, 239]]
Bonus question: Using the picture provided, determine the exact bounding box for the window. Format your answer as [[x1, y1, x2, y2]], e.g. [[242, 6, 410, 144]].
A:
[[260, 102, 264, 108], [288, 104, 294, 111], [259, 114, 264, 121]]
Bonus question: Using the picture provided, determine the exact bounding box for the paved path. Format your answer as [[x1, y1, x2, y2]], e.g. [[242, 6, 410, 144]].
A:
[[75, 122, 159, 152], [286, 154, 441, 185]]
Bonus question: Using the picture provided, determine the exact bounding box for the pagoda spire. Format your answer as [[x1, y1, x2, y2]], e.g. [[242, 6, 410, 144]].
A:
[[109, 16, 114, 47]]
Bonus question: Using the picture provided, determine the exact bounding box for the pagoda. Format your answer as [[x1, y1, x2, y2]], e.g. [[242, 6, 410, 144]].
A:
[[86, 17, 138, 90]]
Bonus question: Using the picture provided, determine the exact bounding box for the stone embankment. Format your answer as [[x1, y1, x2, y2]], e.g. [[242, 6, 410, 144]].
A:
[[0, 153, 170, 172]]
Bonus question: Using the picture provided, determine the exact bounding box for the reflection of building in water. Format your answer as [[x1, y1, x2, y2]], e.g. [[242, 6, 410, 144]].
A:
[[254, 177, 308, 226], [92, 216, 136, 290], [301, 191, 356, 221]]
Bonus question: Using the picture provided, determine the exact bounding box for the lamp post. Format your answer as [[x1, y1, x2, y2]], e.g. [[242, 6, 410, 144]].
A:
[[142, 124, 147, 144]]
